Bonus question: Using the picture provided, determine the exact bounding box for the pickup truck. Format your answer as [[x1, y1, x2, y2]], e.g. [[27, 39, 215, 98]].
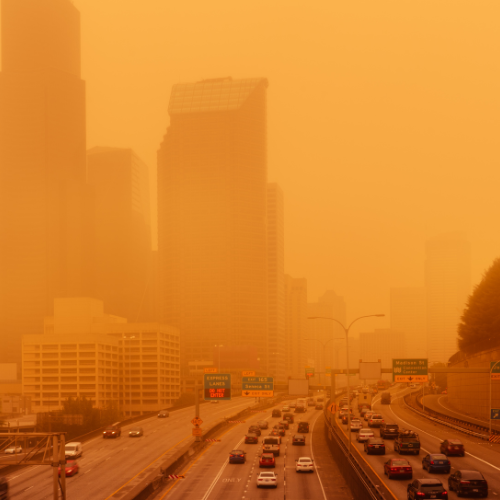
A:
[[394, 430, 420, 455]]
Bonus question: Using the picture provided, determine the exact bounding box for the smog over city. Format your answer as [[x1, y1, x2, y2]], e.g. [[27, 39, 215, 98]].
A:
[[1, 1, 500, 499]]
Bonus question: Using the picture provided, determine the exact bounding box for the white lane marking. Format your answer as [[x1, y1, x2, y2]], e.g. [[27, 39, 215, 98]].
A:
[[309, 411, 328, 500], [201, 436, 245, 500], [387, 402, 500, 472]]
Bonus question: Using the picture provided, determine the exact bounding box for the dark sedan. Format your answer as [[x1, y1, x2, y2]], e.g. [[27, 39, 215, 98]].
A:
[[245, 433, 259, 444], [448, 470, 488, 498], [364, 438, 385, 455], [257, 420, 269, 429], [440, 439, 465, 457], [422, 453, 451, 474], [407, 479, 448, 499], [229, 450, 246, 464], [248, 425, 261, 437], [128, 427, 143, 437]]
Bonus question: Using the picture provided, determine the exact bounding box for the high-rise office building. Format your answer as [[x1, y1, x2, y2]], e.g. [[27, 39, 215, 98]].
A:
[[87, 147, 154, 323], [359, 329, 406, 369], [267, 183, 285, 381], [307, 290, 346, 385], [391, 287, 427, 359], [0, 0, 91, 374], [284, 276, 307, 378], [425, 232, 471, 364], [157, 77, 269, 377]]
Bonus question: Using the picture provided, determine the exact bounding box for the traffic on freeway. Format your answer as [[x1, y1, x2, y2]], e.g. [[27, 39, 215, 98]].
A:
[[335, 384, 500, 499]]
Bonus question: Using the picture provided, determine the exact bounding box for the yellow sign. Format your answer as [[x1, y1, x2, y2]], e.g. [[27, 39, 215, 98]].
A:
[[192, 428, 203, 436], [204, 367, 217, 374], [242, 390, 274, 398], [242, 370, 255, 377], [395, 375, 429, 383], [191, 417, 203, 426]]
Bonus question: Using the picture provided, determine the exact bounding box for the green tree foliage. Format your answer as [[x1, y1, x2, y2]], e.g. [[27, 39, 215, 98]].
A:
[[458, 257, 500, 354]]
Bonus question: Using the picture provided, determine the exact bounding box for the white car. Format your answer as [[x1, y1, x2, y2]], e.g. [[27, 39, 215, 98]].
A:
[[4, 446, 22, 454], [256, 471, 278, 488], [295, 456, 314, 472], [350, 419, 362, 432], [357, 429, 375, 442]]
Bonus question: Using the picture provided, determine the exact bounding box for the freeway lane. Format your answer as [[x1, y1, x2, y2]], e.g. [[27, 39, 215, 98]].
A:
[[4, 397, 256, 500], [159, 396, 351, 500], [336, 386, 500, 499]]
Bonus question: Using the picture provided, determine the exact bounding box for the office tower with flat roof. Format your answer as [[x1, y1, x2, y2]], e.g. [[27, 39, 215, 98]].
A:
[[391, 287, 427, 359], [307, 290, 346, 385], [267, 183, 285, 381], [0, 0, 91, 374], [87, 147, 155, 323], [157, 77, 269, 378], [360, 328, 406, 369], [285, 275, 307, 378], [425, 232, 471, 365]]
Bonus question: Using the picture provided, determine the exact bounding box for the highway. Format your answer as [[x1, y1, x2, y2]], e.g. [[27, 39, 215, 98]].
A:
[[2, 398, 260, 500], [335, 385, 500, 499], [154, 395, 352, 500]]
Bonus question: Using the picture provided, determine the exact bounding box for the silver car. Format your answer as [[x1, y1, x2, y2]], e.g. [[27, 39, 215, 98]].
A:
[[4, 446, 22, 454], [357, 429, 375, 442], [256, 471, 278, 488]]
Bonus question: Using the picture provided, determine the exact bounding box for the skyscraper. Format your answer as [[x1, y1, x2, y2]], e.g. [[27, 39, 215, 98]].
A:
[[157, 77, 269, 377], [425, 232, 471, 364], [267, 183, 285, 381], [0, 0, 91, 373], [87, 147, 154, 323], [390, 287, 426, 359]]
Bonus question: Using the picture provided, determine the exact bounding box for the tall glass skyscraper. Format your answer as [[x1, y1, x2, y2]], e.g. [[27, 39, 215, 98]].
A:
[[157, 77, 269, 378], [0, 0, 91, 373]]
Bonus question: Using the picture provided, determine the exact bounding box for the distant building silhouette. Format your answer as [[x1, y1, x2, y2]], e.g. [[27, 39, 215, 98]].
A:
[[425, 232, 471, 364], [390, 287, 426, 359], [359, 328, 407, 373], [157, 77, 269, 379], [0, 0, 91, 374], [87, 147, 155, 323], [267, 183, 285, 380]]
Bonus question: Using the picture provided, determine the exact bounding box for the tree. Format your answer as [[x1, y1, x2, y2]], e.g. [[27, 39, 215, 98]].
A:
[[458, 257, 500, 354]]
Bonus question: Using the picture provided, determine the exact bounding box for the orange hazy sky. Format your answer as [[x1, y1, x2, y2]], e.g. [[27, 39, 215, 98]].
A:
[[2, 0, 500, 332]]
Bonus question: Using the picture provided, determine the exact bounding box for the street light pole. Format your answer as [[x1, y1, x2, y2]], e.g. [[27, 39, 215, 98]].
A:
[[308, 314, 385, 456], [303, 338, 334, 387]]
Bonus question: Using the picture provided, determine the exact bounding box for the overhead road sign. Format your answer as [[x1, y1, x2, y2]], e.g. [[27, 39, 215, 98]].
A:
[[204, 367, 217, 374], [491, 362, 500, 380], [242, 376, 274, 397], [325, 367, 331, 377], [392, 358, 428, 383], [204, 373, 231, 400], [491, 409, 500, 420]]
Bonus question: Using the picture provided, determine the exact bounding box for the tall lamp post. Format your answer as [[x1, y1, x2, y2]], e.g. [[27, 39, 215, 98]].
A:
[[303, 338, 334, 386], [123, 335, 136, 416], [308, 314, 385, 455]]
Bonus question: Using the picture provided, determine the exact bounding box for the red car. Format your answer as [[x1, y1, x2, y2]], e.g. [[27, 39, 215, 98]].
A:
[[58, 461, 79, 477], [259, 453, 276, 468], [440, 439, 465, 457], [384, 458, 413, 479]]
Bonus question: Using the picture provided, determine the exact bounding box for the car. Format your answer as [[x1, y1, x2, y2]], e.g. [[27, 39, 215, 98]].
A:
[[262, 436, 281, 456], [295, 405, 306, 413], [341, 414, 350, 425], [357, 429, 375, 442], [448, 470, 488, 497], [4, 446, 22, 454], [440, 439, 465, 457], [364, 411, 374, 421], [248, 425, 261, 437], [292, 434, 306, 445], [158, 410, 169, 418], [394, 429, 420, 455], [368, 414, 384, 428], [351, 418, 362, 432], [58, 460, 79, 477], [360, 408, 370, 419], [245, 433, 259, 444], [380, 422, 399, 439], [128, 427, 143, 437], [317, 397, 324, 402], [364, 437, 385, 455], [273, 424, 285, 436], [295, 456, 314, 472], [279, 420, 289, 430], [64, 442, 83, 459], [307, 399, 315, 407], [282, 412, 294, 423], [384, 458, 413, 479], [257, 420, 269, 429], [422, 453, 451, 474], [315, 403, 324, 410], [256, 471, 278, 488], [259, 453, 275, 468], [269, 429, 280, 437], [228, 450, 246, 463], [289, 402, 297, 408], [272, 409, 281, 418], [282, 406, 290, 412], [297, 421, 309, 433], [407, 478, 448, 499], [103, 422, 121, 438]]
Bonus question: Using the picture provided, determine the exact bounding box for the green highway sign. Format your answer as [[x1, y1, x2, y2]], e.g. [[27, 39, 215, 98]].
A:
[[491, 362, 500, 380], [242, 376, 274, 397], [392, 358, 428, 383], [203, 373, 231, 401], [305, 367, 315, 376]]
